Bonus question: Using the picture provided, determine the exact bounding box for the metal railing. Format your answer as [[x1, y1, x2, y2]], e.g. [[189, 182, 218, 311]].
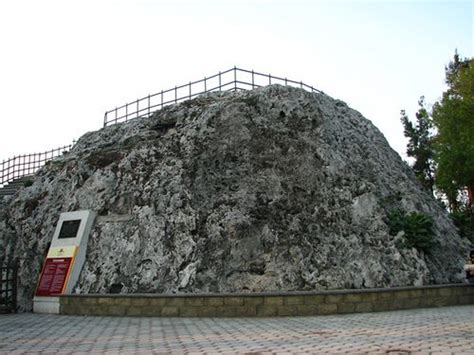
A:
[[103, 67, 322, 127], [0, 144, 72, 188], [0, 260, 18, 313]]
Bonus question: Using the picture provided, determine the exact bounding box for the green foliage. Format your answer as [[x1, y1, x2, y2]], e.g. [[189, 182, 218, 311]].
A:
[[401, 52, 474, 211], [388, 209, 435, 253], [450, 211, 474, 242], [23, 179, 34, 187], [400, 96, 435, 193], [432, 56, 474, 210]]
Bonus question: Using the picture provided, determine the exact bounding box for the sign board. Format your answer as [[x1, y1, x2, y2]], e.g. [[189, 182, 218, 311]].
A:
[[34, 211, 95, 298]]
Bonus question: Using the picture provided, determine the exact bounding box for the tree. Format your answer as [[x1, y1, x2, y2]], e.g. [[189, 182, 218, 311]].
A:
[[400, 97, 435, 193], [432, 56, 474, 211]]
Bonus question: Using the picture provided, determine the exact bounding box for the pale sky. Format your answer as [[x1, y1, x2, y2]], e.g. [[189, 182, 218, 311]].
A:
[[0, 0, 472, 164]]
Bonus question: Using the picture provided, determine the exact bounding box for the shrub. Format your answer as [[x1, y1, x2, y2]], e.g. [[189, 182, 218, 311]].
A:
[[450, 211, 474, 241], [388, 209, 435, 253]]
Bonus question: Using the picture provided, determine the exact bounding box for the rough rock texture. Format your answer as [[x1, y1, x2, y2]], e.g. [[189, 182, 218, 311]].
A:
[[0, 85, 470, 311]]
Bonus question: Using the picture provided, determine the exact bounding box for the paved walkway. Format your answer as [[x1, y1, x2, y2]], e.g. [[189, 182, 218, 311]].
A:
[[0, 305, 473, 354]]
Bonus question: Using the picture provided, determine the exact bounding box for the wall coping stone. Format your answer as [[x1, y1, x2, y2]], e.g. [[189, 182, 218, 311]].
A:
[[60, 283, 472, 299]]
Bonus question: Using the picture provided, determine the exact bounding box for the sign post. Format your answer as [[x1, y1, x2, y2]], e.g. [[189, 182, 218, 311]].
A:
[[33, 210, 95, 313]]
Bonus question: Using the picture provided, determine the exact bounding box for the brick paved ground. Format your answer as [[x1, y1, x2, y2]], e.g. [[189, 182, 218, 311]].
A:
[[0, 305, 473, 354]]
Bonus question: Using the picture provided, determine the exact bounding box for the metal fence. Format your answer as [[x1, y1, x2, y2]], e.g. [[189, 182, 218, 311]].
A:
[[103, 67, 322, 127], [0, 145, 72, 188], [0, 260, 18, 313], [1, 68, 320, 188]]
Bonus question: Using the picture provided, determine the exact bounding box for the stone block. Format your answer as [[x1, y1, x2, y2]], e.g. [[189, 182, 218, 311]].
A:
[[97, 297, 115, 306], [264, 296, 283, 306], [213, 306, 239, 317], [161, 306, 179, 317], [244, 297, 264, 306], [393, 291, 412, 300], [422, 288, 439, 297], [66, 298, 79, 306], [180, 307, 200, 317], [185, 298, 206, 307], [318, 303, 337, 315], [236, 306, 257, 317], [130, 298, 150, 306], [148, 298, 168, 307], [304, 295, 325, 305], [61, 297, 70, 306], [142, 307, 162, 317], [165, 298, 186, 307], [277, 305, 299, 316], [82, 297, 98, 306], [343, 293, 365, 303], [337, 303, 356, 314], [198, 306, 219, 317], [355, 302, 373, 313], [61, 305, 79, 315], [459, 295, 474, 304], [114, 297, 132, 306], [108, 306, 127, 316], [256, 305, 278, 317], [223, 297, 244, 306], [126, 306, 145, 316], [372, 301, 391, 312], [325, 294, 344, 303], [375, 291, 393, 300], [206, 297, 224, 306], [296, 305, 317, 316], [438, 288, 453, 297], [284, 296, 306, 305]]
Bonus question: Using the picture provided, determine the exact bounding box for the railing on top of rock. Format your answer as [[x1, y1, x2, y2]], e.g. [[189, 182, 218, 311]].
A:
[[103, 67, 323, 127], [0, 144, 73, 189]]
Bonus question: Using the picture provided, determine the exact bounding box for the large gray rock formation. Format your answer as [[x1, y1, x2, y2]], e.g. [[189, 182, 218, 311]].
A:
[[0, 85, 470, 311]]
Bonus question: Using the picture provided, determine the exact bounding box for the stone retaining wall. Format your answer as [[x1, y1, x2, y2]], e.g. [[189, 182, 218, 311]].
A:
[[59, 284, 474, 317]]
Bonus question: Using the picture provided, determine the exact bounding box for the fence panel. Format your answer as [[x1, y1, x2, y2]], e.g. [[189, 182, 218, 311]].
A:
[[103, 67, 322, 127], [0, 260, 18, 313], [0, 145, 72, 188]]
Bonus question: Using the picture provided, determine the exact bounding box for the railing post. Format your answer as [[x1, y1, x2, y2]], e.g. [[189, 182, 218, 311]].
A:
[[175, 86, 177, 103], [204, 77, 207, 92], [234, 66, 237, 91], [12, 259, 18, 313], [161, 90, 164, 108], [115, 107, 118, 125], [285, 78, 287, 85], [219, 71, 222, 91], [103, 112, 107, 127], [136, 99, 139, 119], [125, 103, 128, 122], [269, 73, 271, 85], [252, 70, 254, 89], [148, 95, 151, 116], [189, 82, 192, 100]]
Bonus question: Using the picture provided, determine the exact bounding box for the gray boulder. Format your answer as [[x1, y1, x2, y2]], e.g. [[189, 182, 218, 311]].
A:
[[0, 85, 469, 311]]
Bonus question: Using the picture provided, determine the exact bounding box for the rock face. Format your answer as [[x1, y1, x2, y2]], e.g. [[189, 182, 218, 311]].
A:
[[0, 85, 470, 311]]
